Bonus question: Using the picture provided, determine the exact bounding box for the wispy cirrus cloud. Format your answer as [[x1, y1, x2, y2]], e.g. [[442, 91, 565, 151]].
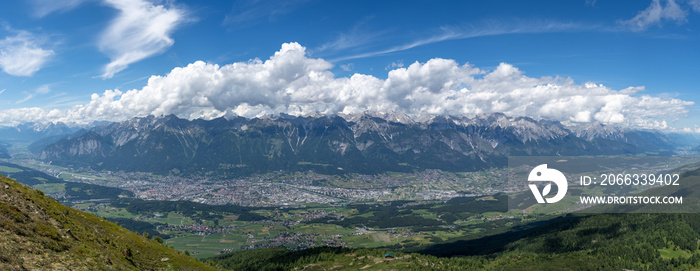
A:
[[15, 94, 34, 105], [36, 84, 51, 94], [15, 84, 52, 105], [29, 0, 187, 79], [314, 18, 386, 55], [385, 61, 404, 71], [98, 0, 187, 79], [331, 20, 589, 62], [620, 0, 688, 31], [44, 94, 85, 109], [30, 0, 90, 17], [339, 63, 353, 71], [691, 0, 700, 12], [0, 30, 54, 77], [223, 0, 310, 27], [326, 0, 699, 63]]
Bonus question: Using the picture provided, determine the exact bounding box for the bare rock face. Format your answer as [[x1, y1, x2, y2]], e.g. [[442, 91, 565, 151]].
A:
[[37, 112, 680, 176]]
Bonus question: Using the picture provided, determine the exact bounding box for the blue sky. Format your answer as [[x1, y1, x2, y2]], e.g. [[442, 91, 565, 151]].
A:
[[0, 0, 699, 131]]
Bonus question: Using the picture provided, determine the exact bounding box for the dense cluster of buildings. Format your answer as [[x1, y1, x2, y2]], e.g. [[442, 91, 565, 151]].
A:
[[30, 164, 496, 207], [241, 232, 345, 251], [156, 223, 237, 235]]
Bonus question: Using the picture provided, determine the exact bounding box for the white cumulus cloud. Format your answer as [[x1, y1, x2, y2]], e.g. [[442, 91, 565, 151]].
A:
[[0, 42, 693, 131], [98, 0, 186, 79], [0, 31, 54, 77]]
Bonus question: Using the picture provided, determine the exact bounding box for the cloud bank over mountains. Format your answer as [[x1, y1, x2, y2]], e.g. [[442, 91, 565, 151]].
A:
[[0, 42, 692, 129]]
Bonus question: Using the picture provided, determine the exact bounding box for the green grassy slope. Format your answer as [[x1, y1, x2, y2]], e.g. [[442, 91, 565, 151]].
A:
[[0, 174, 217, 270]]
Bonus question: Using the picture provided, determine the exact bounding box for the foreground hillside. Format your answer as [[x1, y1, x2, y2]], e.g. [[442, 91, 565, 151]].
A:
[[0, 174, 216, 270]]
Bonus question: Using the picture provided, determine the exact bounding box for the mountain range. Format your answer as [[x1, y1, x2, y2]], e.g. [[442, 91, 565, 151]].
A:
[[37, 112, 695, 176], [0, 122, 77, 144]]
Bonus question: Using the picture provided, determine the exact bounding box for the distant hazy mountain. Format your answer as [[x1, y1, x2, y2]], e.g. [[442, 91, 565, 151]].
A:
[[39, 112, 683, 176], [0, 122, 76, 144], [567, 122, 682, 151], [27, 129, 90, 154]]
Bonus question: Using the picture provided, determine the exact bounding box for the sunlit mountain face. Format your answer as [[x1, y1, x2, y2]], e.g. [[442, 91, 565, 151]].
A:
[[35, 112, 687, 177]]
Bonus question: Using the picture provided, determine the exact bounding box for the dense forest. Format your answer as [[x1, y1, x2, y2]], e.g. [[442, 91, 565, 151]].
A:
[[210, 213, 700, 270], [106, 217, 170, 239], [0, 161, 134, 200], [112, 198, 268, 221]]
